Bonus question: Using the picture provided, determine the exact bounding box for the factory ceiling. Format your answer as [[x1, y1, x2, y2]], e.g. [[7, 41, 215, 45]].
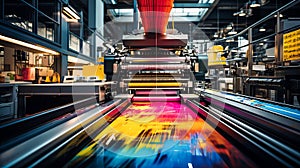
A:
[[69, 0, 300, 41], [100, 0, 299, 41]]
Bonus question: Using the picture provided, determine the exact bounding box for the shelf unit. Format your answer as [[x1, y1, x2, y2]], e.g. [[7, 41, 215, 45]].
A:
[[14, 50, 29, 79]]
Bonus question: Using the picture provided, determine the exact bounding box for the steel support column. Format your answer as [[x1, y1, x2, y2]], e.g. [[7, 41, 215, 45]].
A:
[[247, 28, 253, 77]]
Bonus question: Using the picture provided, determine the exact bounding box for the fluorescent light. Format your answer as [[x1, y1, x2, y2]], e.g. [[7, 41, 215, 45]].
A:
[[274, 14, 283, 18], [250, 4, 260, 7], [259, 27, 266, 32], [0, 34, 59, 55], [226, 38, 234, 42], [259, 42, 264, 45], [233, 12, 239, 16], [228, 29, 237, 35], [226, 24, 232, 30], [250, 0, 261, 7], [213, 33, 219, 38], [239, 12, 246, 17], [63, 6, 80, 20]]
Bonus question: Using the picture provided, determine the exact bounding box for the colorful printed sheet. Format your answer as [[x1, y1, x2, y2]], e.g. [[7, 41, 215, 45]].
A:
[[66, 101, 256, 167]]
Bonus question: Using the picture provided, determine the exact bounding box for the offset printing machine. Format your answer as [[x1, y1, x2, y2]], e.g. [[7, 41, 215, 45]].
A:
[[104, 33, 209, 101], [105, 34, 194, 100], [0, 0, 299, 167], [0, 31, 299, 167]]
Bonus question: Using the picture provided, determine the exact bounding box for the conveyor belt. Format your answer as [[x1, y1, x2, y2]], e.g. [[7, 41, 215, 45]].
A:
[[0, 99, 128, 167], [0, 97, 97, 147], [196, 89, 300, 124], [202, 89, 300, 121], [194, 89, 300, 167]]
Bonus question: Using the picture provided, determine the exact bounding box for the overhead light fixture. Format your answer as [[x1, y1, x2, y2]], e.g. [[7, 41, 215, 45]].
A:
[[274, 14, 283, 18], [0, 34, 59, 55], [233, 11, 240, 16], [234, 9, 245, 16], [259, 27, 266, 32], [228, 29, 237, 35], [259, 42, 264, 45], [239, 10, 246, 16], [226, 23, 233, 30], [213, 32, 219, 38], [235, 2, 253, 17], [63, 5, 80, 22], [245, 8, 253, 17], [250, 0, 261, 8], [226, 38, 234, 42]]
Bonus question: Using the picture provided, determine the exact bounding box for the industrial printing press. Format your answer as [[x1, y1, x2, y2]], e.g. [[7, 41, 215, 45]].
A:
[[0, 0, 299, 167]]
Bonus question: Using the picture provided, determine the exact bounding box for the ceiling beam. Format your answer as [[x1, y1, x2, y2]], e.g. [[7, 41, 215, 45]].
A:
[[106, 3, 211, 9], [198, 0, 220, 25], [173, 3, 211, 8], [106, 3, 132, 9], [112, 16, 201, 22]]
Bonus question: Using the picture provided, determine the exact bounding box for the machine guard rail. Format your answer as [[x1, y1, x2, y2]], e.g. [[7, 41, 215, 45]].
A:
[[0, 99, 129, 167]]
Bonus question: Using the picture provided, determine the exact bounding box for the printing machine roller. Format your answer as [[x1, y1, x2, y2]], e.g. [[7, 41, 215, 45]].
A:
[[105, 48, 200, 98]]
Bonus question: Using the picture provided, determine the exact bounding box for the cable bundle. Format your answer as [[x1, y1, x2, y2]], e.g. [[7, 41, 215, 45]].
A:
[[138, 0, 174, 35]]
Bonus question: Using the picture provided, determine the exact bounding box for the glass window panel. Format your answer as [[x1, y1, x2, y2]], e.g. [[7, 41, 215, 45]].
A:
[[69, 22, 81, 37], [83, 25, 93, 41], [69, 33, 80, 52], [171, 8, 207, 17], [4, 0, 34, 32], [38, 0, 58, 20], [82, 26, 93, 57], [38, 14, 58, 42], [82, 40, 90, 56]]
